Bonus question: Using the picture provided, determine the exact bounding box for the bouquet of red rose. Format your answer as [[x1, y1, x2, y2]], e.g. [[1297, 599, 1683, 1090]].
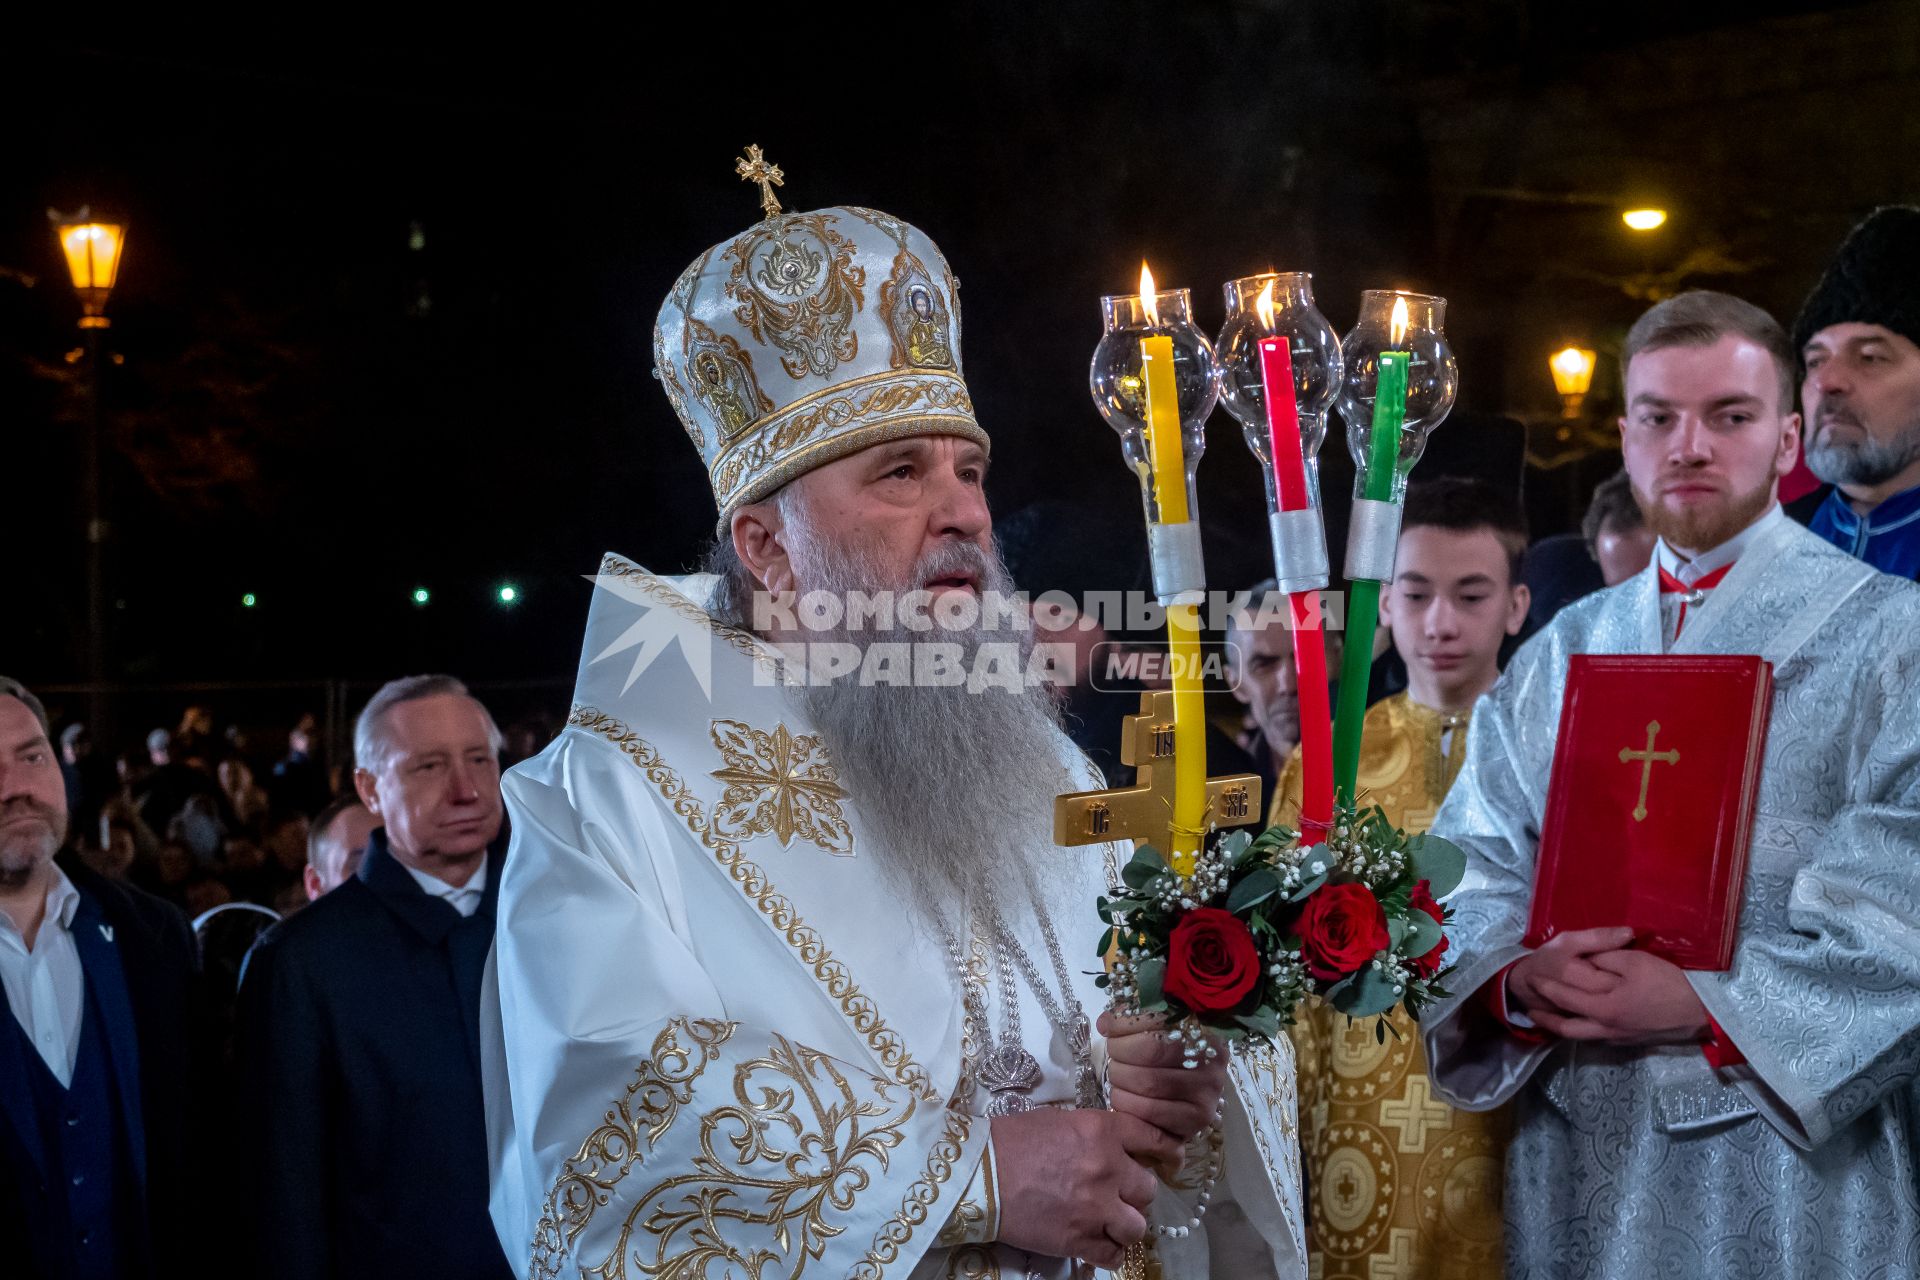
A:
[[1095, 799, 1465, 1056]]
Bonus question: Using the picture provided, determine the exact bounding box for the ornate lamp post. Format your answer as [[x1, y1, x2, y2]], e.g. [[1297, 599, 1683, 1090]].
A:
[[50, 209, 126, 732]]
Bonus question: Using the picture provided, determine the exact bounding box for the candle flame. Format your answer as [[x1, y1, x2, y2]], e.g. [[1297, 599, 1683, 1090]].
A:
[[1255, 279, 1276, 329], [1389, 295, 1410, 348], [1140, 261, 1159, 327]]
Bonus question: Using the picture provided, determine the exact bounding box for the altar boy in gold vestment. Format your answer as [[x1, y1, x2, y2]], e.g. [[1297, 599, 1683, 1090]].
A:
[[1272, 479, 1530, 1279]]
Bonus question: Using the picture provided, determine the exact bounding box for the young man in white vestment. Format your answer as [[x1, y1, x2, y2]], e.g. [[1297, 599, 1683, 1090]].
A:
[[1422, 289, 1920, 1278], [479, 177, 1306, 1280]]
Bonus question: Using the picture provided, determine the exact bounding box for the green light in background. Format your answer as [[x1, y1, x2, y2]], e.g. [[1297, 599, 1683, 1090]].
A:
[[241, 592, 258, 608], [497, 584, 519, 605], [412, 586, 431, 606]]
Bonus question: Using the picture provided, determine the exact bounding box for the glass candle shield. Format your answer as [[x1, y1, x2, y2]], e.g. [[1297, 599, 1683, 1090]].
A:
[[1216, 272, 1343, 509], [1335, 290, 1459, 502], [1089, 288, 1219, 524]]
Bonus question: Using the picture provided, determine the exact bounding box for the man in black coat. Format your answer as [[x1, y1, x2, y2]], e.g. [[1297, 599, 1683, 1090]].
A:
[[0, 677, 204, 1280], [238, 674, 513, 1280]]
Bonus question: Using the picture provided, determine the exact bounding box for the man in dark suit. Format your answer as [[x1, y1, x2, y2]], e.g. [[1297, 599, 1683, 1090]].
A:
[[238, 674, 513, 1280], [0, 676, 202, 1280]]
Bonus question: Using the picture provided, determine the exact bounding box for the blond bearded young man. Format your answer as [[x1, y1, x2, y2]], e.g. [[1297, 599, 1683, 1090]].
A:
[[481, 184, 1306, 1280], [1420, 290, 1920, 1278]]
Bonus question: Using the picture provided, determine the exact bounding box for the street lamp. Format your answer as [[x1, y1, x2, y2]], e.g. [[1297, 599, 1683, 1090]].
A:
[[1622, 208, 1667, 232], [50, 208, 126, 735], [1549, 346, 1597, 419]]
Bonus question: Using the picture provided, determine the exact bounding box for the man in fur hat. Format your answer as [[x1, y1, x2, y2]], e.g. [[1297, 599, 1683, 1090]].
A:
[[1791, 205, 1920, 578]]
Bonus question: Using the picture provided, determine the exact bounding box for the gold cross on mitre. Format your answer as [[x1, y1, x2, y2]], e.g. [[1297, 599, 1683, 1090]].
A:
[[1053, 690, 1263, 849], [735, 144, 785, 220]]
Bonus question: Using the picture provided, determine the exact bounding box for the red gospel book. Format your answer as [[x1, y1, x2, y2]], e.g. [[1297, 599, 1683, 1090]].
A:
[[1524, 655, 1773, 971]]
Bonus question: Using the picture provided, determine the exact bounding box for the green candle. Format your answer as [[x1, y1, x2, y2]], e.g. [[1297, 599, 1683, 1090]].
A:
[[1364, 351, 1409, 502], [1333, 347, 1411, 800]]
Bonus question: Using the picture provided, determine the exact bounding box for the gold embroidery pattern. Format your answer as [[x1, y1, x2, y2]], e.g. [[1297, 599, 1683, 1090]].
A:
[[684, 318, 776, 443], [540, 1021, 931, 1280], [530, 1016, 736, 1279], [568, 705, 937, 1102], [708, 719, 854, 854], [724, 212, 866, 380], [1230, 1037, 1304, 1250], [592, 554, 780, 674], [709, 370, 975, 511], [935, 1127, 995, 1248], [852, 1106, 972, 1280]]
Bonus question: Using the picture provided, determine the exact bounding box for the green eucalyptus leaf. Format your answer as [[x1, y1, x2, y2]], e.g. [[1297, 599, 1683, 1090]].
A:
[[1328, 964, 1401, 1018], [1227, 867, 1281, 914], [1387, 916, 1408, 949], [1298, 843, 1333, 879], [1234, 1006, 1281, 1039], [1134, 958, 1167, 1010], [1407, 834, 1467, 899], [1400, 910, 1442, 959], [1097, 898, 1114, 924], [1096, 927, 1115, 961], [1287, 870, 1330, 903], [1218, 829, 1253, 861]]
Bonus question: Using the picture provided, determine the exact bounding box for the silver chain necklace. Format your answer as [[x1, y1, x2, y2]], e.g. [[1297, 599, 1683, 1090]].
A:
[[944, 880, 1102, 1116]]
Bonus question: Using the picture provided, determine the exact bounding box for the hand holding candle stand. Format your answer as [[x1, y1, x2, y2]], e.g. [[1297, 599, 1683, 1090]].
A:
[[1330, 291, 1460, 801]]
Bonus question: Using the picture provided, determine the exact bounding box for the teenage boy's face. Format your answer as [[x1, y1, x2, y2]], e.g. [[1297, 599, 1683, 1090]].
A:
[[1383, 525, 1529, 706]]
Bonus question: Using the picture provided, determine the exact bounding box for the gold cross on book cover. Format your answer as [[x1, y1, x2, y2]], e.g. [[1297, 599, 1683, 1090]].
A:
[[1053, 690, 1263, 848]]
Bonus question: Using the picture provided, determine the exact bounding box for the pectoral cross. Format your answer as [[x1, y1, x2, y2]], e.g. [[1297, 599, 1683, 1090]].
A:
[[1053, 690, 1263, 849], [735, 144, 785, 220], [1618, 719, 1680, 822]]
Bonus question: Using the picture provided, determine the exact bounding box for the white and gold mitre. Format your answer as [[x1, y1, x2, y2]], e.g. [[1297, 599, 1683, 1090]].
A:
[[653, 147, 987, 528]]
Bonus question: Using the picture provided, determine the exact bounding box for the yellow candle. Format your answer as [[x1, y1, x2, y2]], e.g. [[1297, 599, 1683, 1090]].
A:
[[1140, 325, 1204, 873], [1140, 334, 1189, 524], [1166, 601, 1207, 874]]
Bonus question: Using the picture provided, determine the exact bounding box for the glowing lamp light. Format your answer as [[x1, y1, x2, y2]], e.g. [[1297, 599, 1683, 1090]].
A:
[[1549, 346, 1597, 397], [1622, 208, 1668, 232], [1389, 295, 1410, 348], [497, 584, 519, 605], [411, 586, 432, 606], [52, 215, 127, 328], [1550, 346, 1598, 418], [1139, 261, 1159, 326], [241, 592, 258, 608], [1254, 279, 1277, 329]]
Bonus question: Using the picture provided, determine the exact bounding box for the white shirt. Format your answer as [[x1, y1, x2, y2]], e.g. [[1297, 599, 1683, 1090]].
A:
[[402, 859, 488, 918], [0, 867, 85, 1087]]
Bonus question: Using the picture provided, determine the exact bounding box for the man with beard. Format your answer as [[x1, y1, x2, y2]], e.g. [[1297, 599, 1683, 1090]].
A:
[[481, 172, 1305, 1280], [1790, 206, 1920, 579], [0, 678, 202, 1280], [1420, 290, 1920, 1277]]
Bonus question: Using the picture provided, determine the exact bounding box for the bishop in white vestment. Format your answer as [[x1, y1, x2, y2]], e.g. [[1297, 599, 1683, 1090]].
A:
[[1423, 293, 1920, 1277], [480, 170, 1305, 1280]]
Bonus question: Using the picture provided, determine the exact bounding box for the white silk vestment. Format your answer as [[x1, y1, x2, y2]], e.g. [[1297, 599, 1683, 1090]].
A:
[[481, 556, 1305, 1280], [1421, 514, 1920, 1277]]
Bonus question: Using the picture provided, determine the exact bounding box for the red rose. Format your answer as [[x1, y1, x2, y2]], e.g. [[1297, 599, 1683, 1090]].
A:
[[1297, 883, 1391, 981], [1163, 907, 1261, 1013], [1408, 879, 1449, 978]]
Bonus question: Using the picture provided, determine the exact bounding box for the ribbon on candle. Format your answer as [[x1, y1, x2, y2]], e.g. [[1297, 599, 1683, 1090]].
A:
[[1332, 348, 1409, 801], [1257, 333, 1334, 834]]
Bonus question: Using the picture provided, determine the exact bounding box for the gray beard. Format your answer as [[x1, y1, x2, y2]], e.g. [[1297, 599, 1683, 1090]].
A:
[[782, 527, 1076, 918], [1805, 413, 1920, 487]]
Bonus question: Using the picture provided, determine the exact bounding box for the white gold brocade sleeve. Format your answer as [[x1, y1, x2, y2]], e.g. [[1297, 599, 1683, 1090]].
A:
[[484, 736, 987, 1280]]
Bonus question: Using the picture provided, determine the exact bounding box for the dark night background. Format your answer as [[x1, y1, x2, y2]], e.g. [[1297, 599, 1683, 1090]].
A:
[[6, 3, 1915, 743]]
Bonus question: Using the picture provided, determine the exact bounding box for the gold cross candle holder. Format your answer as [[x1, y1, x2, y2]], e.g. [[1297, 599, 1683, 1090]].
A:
[[1054, 690, 1263, 850]]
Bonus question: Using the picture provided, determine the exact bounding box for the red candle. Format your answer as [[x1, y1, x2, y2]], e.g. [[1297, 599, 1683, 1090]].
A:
[[1259, 335, 1311, 512]]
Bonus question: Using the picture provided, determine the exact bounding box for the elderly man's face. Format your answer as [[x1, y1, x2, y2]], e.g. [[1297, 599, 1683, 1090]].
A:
[[1801, 322, 1920, 494], [1229, 609, 1302, 757], [353, 694, 502, 880], [743, 435, 992, 600], [0, 698, 67, 888]]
